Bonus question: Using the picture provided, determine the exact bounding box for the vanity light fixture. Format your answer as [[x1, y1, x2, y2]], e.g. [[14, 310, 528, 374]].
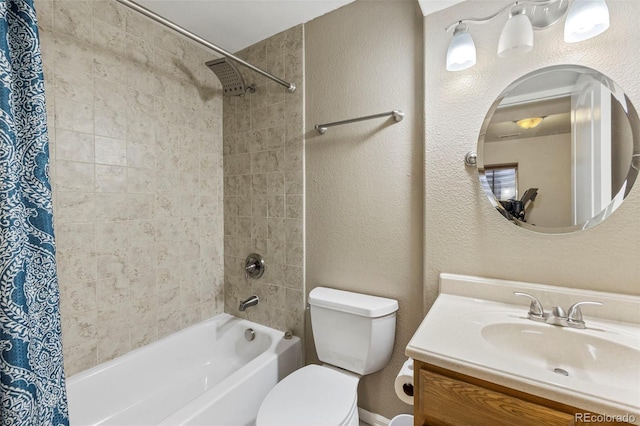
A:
[[516, 116, 544, 129], [445, 0, 610, 71], [498, 3, 533, 57], [564, 0, 610, 43], [446, 23, 476, 71]]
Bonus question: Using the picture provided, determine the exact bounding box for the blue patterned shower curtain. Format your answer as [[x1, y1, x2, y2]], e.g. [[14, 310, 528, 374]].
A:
[[0, 0, 69, 425]]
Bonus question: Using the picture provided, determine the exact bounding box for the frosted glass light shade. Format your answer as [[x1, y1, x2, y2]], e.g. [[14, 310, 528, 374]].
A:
[[446, 25, 476, 71], [498, 12, 533, 58], [564, 0, 610, 43]]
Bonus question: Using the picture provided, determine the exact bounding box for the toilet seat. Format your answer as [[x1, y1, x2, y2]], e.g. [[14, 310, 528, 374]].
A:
[[256, 364, 360, 426]]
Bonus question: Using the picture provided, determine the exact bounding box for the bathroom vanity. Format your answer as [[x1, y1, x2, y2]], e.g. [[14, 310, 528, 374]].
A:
[[406, 274, 640, 426], [414, 361, 627, 426]]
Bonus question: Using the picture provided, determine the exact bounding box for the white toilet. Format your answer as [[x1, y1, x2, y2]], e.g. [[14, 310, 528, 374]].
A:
[[256, 287, 399, 426]]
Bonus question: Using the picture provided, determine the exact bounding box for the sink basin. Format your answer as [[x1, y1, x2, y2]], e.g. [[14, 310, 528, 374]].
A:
[[481, 322, 640, 390], [406, 274, 640, 424]]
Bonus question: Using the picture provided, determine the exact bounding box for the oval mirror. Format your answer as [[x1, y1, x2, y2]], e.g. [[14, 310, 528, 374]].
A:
[[477, 65, 640, 233]]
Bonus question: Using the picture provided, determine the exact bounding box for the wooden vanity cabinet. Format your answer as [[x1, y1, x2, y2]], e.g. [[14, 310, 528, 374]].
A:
[[414, 361, 632, 426]]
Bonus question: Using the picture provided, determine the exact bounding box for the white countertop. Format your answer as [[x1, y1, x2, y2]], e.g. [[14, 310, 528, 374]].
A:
[[406, 273, 640, 424]]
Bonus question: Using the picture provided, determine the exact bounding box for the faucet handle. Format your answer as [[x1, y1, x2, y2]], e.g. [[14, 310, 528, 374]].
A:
[[567, 301, 603, 326], [514, 292, 547, 321], [245, 253, 265, 279]]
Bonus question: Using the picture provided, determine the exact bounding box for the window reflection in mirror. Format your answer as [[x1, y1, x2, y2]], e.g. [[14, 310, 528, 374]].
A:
[[485, 165, 518, 201], [477, 65, 640, 233]]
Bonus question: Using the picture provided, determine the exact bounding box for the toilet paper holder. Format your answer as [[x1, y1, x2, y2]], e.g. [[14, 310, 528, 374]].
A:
[[395, 358, 414, 405], [402, 383, 414, 397]]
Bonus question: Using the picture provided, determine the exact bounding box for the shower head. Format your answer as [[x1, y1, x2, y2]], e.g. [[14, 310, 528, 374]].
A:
[[205, 57, 256, 96]]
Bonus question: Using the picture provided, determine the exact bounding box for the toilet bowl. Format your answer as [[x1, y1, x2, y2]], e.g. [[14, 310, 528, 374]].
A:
[[256, 365, 359, 426], [256, 287, 399, 426]]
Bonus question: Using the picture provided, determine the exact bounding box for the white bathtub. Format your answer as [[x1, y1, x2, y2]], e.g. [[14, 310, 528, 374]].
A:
[[67, 313, 302, 426]]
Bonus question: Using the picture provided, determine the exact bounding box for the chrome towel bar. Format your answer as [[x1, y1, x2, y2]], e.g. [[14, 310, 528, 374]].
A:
[[315, 110, 404, 135]]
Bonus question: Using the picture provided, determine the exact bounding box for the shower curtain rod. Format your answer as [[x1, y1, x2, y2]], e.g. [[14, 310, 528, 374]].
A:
[[115, 0, 296, 93]]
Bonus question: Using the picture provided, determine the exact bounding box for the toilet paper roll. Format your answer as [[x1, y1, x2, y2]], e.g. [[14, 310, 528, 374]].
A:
[[394, 358, 414, 405]]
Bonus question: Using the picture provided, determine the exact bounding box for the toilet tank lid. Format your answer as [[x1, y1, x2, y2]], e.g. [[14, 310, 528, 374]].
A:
[[309, 287, 399, 318]]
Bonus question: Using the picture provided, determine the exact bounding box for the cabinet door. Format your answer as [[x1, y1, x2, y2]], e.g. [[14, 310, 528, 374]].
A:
[[418, 368, 575, 426]]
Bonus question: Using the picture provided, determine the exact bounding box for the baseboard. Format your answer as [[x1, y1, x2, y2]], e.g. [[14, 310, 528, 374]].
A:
[[358, 407, 391, 426]]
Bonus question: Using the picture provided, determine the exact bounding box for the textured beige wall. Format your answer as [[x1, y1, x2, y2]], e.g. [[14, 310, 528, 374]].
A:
[[305, 0, 424, 419], [424, 1, 640, 313], [222, 25, 306, 338], [37, 0, 224, 376]]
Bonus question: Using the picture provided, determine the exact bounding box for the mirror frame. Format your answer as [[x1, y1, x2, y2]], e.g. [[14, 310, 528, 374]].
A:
[[477, 65, 640, 234]]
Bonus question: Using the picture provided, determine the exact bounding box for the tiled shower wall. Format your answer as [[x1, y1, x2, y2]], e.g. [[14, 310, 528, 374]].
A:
[[36, 0, 225, 376], [223, 26, 305, 338]]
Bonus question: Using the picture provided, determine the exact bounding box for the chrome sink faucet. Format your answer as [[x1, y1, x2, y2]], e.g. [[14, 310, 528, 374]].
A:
[[514, 292, 603, 329]]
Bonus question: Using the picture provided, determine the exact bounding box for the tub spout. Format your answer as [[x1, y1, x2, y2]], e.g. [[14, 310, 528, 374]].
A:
[[239, 295, 259, 312]]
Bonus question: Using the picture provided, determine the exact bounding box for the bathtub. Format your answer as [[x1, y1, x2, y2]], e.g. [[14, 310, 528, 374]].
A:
[[67, 313, 302, 426]]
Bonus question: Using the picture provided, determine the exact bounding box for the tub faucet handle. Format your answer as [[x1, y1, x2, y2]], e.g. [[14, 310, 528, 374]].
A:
[[245, 253, 265, 279]]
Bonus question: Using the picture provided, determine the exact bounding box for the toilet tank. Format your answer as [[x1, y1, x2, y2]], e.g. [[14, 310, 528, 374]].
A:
[[308, 287, 398, 375]]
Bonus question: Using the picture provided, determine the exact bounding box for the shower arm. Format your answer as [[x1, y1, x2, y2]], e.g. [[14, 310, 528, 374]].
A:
[[115, 0, 296, 93]]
